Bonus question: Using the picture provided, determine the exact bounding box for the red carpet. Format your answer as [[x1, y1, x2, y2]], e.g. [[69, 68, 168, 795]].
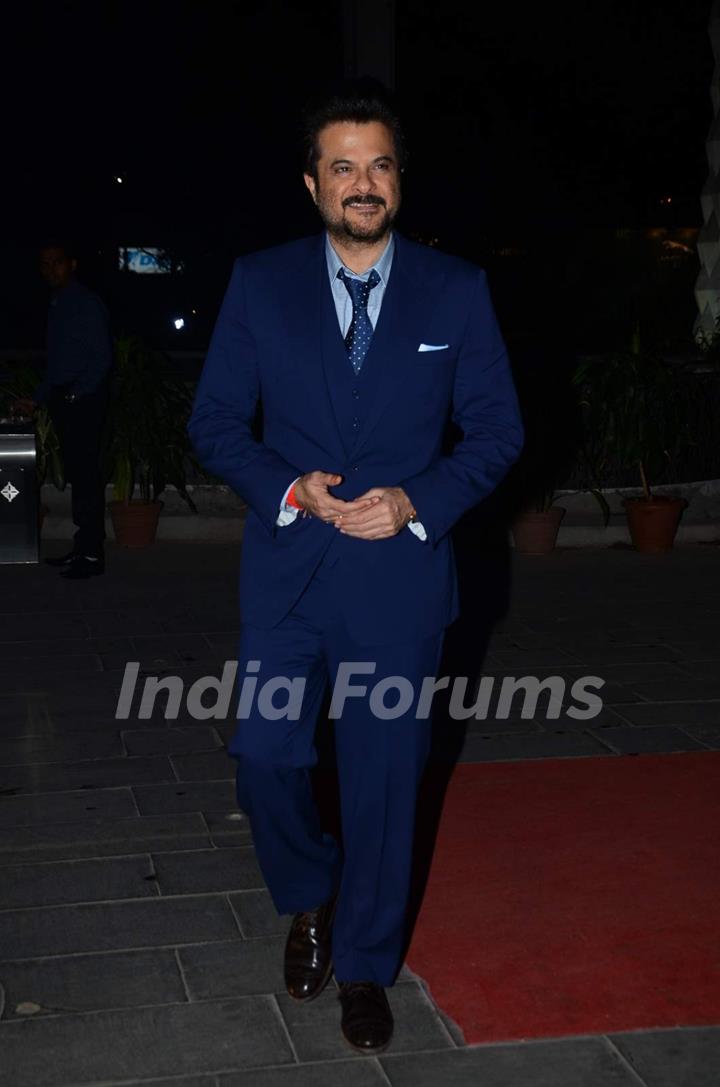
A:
[[406, 753, 720, 1043]]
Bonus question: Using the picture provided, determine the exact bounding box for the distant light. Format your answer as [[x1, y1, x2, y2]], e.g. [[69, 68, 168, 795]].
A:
[[191, 308, 197, 315], [114, 175, 124, 184], [660, 195, 672, 205], [173, 318, 185, 331]]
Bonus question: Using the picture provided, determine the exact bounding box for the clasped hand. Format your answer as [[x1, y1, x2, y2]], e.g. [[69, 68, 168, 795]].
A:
[[294, 472, 414, 540]]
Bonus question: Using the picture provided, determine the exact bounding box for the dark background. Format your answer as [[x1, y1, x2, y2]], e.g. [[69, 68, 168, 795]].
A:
[[0, 0, 712, 352]]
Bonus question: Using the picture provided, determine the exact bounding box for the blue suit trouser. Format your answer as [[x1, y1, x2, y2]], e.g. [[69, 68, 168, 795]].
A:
[[229, 552, 444, 985]]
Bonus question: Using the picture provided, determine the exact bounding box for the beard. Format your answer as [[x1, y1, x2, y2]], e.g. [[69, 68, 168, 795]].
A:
[[316, 192, 397, 244]]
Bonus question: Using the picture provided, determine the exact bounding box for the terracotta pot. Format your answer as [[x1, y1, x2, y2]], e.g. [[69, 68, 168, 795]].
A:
[[512, 506, 565, 555], [623, 495, 687, 553], [108, 500, 163, 548]]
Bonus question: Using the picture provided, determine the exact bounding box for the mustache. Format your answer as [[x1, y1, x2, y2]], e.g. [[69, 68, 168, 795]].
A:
[[343, 196, 386, 208]]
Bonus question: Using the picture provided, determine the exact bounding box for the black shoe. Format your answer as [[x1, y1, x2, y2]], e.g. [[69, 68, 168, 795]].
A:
[[59, 555, 105, 579], [45, 550, 81, 567], [284, 895, 337, 1001], [338, 981, 394, 1053]]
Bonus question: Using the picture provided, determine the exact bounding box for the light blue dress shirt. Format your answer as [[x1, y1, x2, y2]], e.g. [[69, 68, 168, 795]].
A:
[[326, 232, 395, 335]]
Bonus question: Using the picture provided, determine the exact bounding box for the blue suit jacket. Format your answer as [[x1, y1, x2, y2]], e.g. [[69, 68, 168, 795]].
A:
[[189, 232, 523, 645]]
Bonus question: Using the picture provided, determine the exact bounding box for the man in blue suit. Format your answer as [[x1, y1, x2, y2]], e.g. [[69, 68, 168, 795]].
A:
[[189, 86, 523, 1053]]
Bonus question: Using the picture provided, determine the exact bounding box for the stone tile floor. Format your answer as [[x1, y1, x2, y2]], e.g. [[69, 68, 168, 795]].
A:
[[0, 541, 718, 1085]]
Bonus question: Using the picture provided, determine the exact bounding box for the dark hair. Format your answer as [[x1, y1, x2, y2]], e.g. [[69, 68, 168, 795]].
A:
[[302, 79, 407, 181]]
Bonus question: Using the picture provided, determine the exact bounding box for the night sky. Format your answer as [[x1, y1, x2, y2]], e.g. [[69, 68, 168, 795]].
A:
[[1, 0, 713, 347]]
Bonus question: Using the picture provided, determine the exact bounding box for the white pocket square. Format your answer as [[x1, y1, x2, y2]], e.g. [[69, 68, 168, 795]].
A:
[[418, 343, 449, 352]]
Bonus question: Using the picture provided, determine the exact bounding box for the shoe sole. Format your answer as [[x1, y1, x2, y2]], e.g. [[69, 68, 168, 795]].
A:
[[341, 1033, 392, 1055]]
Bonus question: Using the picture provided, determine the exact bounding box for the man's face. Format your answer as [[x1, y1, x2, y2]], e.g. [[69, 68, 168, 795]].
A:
[[304, 121, 401, 244], [39, 247, 76, 288]]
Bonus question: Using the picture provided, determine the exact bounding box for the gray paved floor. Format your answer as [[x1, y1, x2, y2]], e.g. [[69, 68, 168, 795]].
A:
[[0, 542, 718, 1085]]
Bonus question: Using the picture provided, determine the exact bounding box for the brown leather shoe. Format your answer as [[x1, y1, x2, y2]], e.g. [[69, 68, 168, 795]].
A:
[[338, 981, 394, 1053], [284, 895, 337, 1001]]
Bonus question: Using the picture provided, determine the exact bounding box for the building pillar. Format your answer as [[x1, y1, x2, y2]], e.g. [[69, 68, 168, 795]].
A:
[[695, 1, 720, 338]]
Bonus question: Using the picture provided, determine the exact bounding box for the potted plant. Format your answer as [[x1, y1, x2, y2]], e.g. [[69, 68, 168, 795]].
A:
[[104, 336, 197, 547], [511, 486, 567, 555], [574, 332, 688, 553], [0, 364, 65, 528]]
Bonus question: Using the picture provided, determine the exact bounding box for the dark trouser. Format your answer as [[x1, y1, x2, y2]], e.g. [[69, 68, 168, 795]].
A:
[[49, 385, 108, 558], [229, 552, 445, 986]]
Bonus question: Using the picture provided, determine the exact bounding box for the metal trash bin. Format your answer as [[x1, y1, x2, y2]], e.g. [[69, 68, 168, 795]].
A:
[[0, 418, 39, 564]]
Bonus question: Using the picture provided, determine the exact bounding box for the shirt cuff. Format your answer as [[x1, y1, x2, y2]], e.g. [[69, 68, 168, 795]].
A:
[[276, 477, 302, 527], [408, 520, 428, 542]]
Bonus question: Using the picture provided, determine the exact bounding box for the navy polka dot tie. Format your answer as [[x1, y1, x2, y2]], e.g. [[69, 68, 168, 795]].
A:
[[338, 268, 380, 374]]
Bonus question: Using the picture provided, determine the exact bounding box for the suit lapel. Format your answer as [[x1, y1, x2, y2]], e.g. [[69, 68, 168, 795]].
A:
[[272, 234, 348, 460], [320, 268, 354, 458]]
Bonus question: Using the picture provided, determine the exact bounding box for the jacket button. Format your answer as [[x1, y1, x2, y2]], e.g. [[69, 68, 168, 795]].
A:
[[351, 465, 359, 472]]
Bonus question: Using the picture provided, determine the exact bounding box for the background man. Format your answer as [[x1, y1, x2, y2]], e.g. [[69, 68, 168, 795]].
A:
[[16, 243, 113, 578], [189, 85, 523, 1053]]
